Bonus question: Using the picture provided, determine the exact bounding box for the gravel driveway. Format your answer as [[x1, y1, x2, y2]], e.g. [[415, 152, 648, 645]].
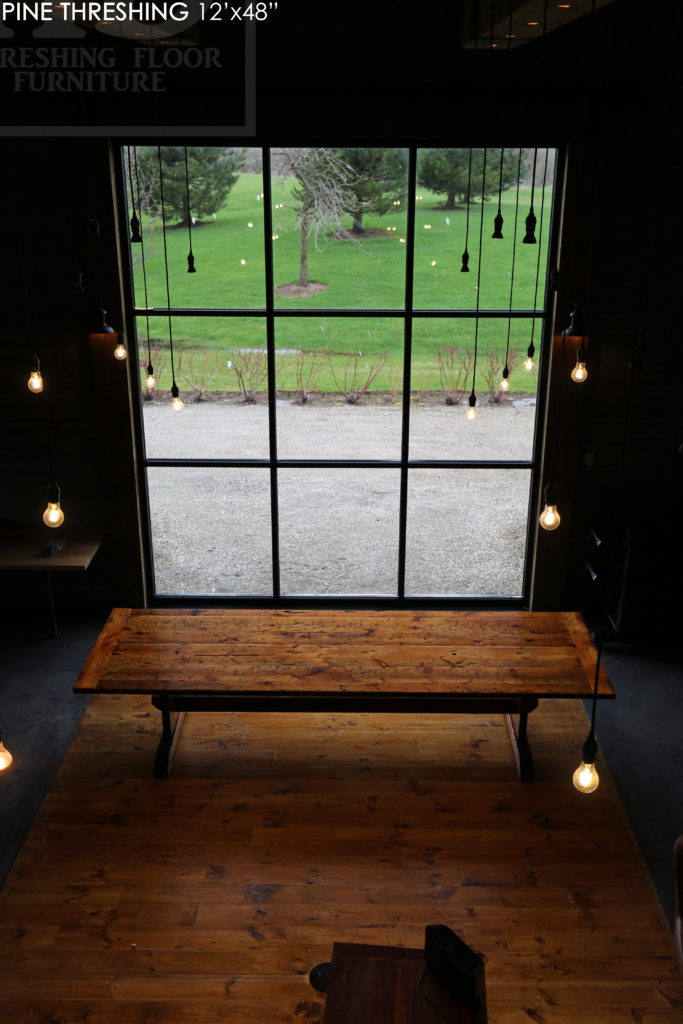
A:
[[143, 397, 537, 598]]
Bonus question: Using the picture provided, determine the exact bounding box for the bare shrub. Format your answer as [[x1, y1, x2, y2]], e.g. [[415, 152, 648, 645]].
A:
[[328, 350, 388, 404], [481, 347, 519, 404], [177, 349, 220, 401], [437, 345, 473, 405], [385, 366, 403, 405], [229, 349, 268, 403], [294, 349, 326, 403]]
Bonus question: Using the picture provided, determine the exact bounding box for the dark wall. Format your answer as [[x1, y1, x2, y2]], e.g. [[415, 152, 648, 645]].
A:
[[0, 0, 679, 638]]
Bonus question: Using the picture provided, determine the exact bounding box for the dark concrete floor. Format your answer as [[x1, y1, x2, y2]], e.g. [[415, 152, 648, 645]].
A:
[[0, 613, 681, 929]]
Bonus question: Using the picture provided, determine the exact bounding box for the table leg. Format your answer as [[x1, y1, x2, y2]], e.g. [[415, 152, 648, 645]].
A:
[[505, 698, 536, 782], [152, 698, 186, 778]]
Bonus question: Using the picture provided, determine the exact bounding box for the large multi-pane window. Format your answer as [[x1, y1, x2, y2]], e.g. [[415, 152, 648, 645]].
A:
[[120, 146, 559, 602]]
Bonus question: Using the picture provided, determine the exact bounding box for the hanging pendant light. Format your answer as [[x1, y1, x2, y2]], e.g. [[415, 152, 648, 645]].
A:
[[461, 148, 472, 273], [0, 728, 13, 772], [523, 149, 538, 244], [184, 147, 197, 273], [127, 146, 142, 244], [43, 480, 65, 528], [114, 333, 127, 360], [524, 149, 550, 372], [573, 641, 602, 794], [565, 305, 589, 383], [465, 148, 488, 421], [28, 354, 44, 393], [492, 147, 504, 238], [501, 149, 523, 392], [157, 146, 183, 411], [539, 483, 561, 531], [465, 390, 478, 421], [132, 147, 156, 395]]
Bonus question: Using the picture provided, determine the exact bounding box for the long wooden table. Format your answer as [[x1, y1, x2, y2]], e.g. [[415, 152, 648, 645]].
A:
[[74, 608, 615, 779]]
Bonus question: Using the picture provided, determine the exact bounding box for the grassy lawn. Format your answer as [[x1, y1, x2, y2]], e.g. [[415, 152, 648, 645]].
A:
[[132, 171, 554, 399]]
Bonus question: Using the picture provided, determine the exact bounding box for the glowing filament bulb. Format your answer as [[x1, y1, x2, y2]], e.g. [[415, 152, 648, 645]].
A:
[[524, 355, 535, 372], [0, 736, 12, 773], [501, 366, 510, 392], [573, 760, 599, 794], [43, 501, 64, 528], [465, 392, 478, 421], [571, 360, 587, 383], [145, 364, 156, 391], [28, 355, 43, 393], [114, 340, 126, 360], [170, 383, 184, 412], [539, 503, 561, 531]]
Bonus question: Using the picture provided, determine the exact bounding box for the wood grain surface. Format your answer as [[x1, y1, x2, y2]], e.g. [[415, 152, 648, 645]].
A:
[[0, 687, 680, 1022], [75, 609, 615, 699]]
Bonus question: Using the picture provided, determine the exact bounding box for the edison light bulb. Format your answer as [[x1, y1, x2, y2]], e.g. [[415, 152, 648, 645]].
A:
[[500, 378, 510, 391], [43, 501, 65, 528], [145, 372, 156, 391], [539, 503, 560, 531], [571, 360, 587, 383], [465, 393, 478, 421], [114, 340, 127, 360], [0, 736, 12, 772], [170, 383, 184, 412], [572, 760, 599, 793], [28, 369, 43, 392], [524, 354, 535, 372]]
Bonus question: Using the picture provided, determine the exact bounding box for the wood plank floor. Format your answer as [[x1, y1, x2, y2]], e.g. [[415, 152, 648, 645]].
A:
[[1, 695, 681, 1022]]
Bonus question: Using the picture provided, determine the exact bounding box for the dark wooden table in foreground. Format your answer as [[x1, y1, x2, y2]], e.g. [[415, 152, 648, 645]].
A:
[[321, 941, 480, 1023], [74, 608, 615, 779]]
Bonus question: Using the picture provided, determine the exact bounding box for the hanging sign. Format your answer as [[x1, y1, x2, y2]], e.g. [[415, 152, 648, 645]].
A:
[[0, 0, 276, 134]]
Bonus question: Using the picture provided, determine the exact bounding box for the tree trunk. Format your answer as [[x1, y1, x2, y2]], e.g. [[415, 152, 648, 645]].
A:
[[299, 213, 309, 286], [351, 210, 364, 234], [445, 191, 457, 209]]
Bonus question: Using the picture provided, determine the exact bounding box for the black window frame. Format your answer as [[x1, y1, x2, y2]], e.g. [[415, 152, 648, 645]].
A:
[[116, 143, 563, 609]]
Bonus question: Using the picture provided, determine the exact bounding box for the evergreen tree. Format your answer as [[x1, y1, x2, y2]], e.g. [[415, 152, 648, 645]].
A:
[[418, 148, 523, 209], [138, 146, 243, 226], [337, 148, 408, 234]]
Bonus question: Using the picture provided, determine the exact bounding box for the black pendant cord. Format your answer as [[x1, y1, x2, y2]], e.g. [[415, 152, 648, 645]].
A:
[[528, 149, 550, 357], [503, 148, 524, 375], [507, 0, 513, 48], [127, 145, 142, 244], [492, 147, 504, 238], [19, 234, 39, 369], [523, 148, 538, 244], [184, 147, 196, 273], [461, 148, 473, 273], [157, 147, 179, 393], [471, 148, 488, 402], [490, 0, 495, 48], [542, 0, 548, 37], [133, 147, 153, 376]]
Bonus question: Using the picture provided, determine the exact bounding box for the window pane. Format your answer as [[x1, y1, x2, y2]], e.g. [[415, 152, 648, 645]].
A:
[[270, 148, 408, 309], [413, 148, 555, 310], [279, 470, 400, 595], [148, 467, 272, 596], [275, 317, 404, 460], [405, 469, 531, 596], [128, 146, 265, 310], [139, 316, 270, 459], [409, 318, 539, 460]]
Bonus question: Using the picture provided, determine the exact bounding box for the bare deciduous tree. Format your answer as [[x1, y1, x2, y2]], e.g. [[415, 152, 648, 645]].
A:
[[276, 148, 359, 288]]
